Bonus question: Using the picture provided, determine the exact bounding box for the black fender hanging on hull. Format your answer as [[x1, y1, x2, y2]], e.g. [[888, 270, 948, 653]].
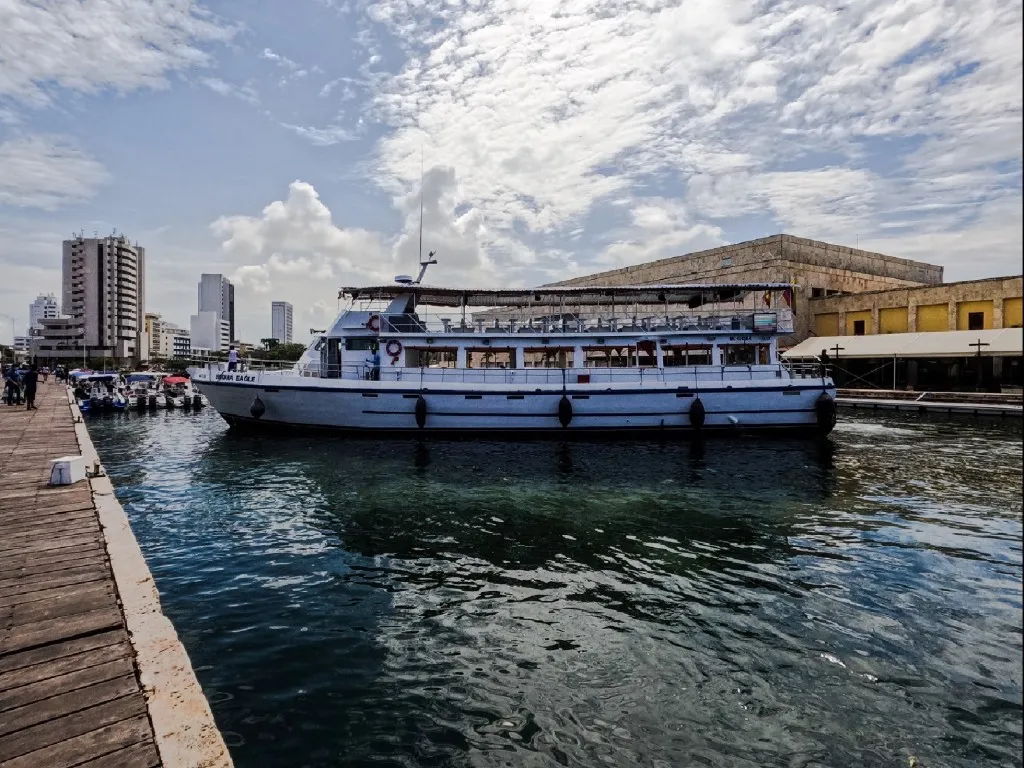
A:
[[250, 396, 266, 419], [557, 394, 573, 427], [815, 392, 837, 435], [415, 395, 427, 429], [689, 396, 706, 430]]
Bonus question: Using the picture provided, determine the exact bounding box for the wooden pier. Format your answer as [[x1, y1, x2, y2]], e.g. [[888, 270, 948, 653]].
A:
[[836, 388, 1023, 418], [0, 380, 230, 767]]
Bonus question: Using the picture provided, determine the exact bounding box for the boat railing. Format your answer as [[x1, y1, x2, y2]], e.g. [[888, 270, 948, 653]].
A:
[[314, 362, 789, 385], [375, 308, 793, 336], [783, 360, 829, 379]]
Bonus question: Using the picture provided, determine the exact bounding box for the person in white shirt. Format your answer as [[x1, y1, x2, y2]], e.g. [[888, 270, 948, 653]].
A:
[[228, 346, 240, 372]]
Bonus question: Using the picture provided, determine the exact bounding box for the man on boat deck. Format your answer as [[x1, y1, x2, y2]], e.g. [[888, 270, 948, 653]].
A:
[[227, 345, 239, 372], [366, 345, 381, 381]]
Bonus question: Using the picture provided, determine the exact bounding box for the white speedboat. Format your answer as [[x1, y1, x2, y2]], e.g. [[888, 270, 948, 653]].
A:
[[125, 372, 160, 409], [190, 269, 837, 436]]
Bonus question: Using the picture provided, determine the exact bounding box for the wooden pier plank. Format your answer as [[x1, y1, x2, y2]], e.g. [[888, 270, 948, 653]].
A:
[[0, 383, 163, 767]]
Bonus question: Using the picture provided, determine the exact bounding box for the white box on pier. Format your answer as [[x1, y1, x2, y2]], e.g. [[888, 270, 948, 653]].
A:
[[49, 455, 87, 486]]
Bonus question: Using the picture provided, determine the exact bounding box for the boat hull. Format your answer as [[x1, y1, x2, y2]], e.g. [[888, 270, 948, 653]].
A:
[[191, 374, 837, 436]]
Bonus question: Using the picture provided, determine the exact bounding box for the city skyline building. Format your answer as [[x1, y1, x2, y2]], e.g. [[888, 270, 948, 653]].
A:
[[145, 312, 192, 360], [59, 235, 146, 362], [190, 310, 231, 353], [272, 301, 294, 344], [197, 274, 234, 348], [29, 293, 60, 331]]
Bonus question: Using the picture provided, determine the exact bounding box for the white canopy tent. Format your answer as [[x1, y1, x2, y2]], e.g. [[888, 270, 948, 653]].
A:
[[783, 328, 1023, 359]]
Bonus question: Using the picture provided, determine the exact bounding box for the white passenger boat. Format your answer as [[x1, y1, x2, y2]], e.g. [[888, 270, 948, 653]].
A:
[[190, 274, 837, 435]]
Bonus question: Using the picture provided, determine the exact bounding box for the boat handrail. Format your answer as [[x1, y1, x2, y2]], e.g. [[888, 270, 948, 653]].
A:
[[306, 361, 792, 385], [366, 308, 793, 336]]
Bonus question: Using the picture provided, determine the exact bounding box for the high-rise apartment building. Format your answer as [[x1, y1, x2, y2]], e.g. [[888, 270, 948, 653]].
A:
[[271, 301, 294, 344], [29, 294, 60, 330], [197, 274, 234, 347], [61, 235, 145, 361]]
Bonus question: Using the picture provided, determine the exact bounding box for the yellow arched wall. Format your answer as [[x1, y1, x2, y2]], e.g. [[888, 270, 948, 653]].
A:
[[879, 307, 909, 334], [845, 310, 873, 335], [916, 304, 949, 332], [814, 313, 839, 336], [956, 300, 994, 330], [1004, 297, 1023, 327]]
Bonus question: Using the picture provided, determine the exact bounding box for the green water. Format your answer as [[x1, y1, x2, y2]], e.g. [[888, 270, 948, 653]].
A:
[[87, 410, 1023, 767]]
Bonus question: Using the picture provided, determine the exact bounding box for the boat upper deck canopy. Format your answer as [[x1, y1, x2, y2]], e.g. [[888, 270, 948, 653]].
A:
[[339, 283, 794, 308]]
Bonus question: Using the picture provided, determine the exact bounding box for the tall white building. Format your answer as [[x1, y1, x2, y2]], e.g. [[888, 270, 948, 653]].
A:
[[197, 274, 234, 347], [61, 235, 145, 362], [29, 294, 60, 330], [190, 311, 230, 353], [271, 301, 294, 344]]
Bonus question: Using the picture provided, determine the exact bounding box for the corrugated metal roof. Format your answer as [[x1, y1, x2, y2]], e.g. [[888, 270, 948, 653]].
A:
[[783, 328, 1023, 359]]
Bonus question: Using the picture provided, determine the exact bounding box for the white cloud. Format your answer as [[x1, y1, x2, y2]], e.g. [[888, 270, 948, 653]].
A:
[[279, 123, 358, 145], [211, 181, 393, 332], [0, 0, 235, 105], [356, 0, 1021, 275], [0, 135, 109, 209], [260, 48, 299, 71], [209, 174, 536, 337], [201, 77, 259, 105]]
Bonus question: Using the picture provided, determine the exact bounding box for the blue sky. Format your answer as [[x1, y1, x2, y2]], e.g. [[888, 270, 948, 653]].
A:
[[1, 0, 1021, 343]]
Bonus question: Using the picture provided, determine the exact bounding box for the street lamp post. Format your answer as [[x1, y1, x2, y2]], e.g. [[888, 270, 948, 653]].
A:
[[969, 338, 990, 392]]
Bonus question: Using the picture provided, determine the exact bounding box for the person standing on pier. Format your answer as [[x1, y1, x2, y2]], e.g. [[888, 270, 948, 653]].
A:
[[3, 367, 18, 406], [23, 364, 39, 410]]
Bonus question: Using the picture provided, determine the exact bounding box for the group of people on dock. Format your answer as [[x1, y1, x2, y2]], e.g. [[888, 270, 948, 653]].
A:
[[1, 363, 51, 410]]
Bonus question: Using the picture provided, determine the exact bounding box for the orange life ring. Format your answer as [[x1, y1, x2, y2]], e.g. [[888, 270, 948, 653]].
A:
[[385, 339, 403, 364], [365, 314, 381, 332]]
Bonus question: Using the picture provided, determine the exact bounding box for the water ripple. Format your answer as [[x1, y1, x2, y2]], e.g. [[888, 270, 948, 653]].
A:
[[85, 409, 1024, 768]]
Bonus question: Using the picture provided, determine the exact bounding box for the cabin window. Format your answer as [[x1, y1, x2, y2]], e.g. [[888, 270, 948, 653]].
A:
[[524, 348, 574, 368], [723, 345, 757, 365], [467, 348, 515, 368], [345, 338, 377, 351], [408, 347, 458, 368], [662, 346, 711, 367], [583, 346, 632, 367]]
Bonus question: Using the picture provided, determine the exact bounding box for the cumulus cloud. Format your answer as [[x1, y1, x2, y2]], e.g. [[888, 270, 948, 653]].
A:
[[0, 0, 235, 105], [352, 0, 1021, 275], [0, 135, 109, 209], [209, 173, 542, 335]]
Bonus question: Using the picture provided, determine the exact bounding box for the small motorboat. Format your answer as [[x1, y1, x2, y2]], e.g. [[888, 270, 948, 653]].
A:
[[163, 376, 191, 408]]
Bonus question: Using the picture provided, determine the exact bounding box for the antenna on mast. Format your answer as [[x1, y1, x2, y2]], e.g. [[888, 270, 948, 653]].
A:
[[414, 145, 437, 285]]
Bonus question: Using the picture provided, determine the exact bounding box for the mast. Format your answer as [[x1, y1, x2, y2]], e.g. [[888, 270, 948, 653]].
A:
[[413, 146, 437, 284]]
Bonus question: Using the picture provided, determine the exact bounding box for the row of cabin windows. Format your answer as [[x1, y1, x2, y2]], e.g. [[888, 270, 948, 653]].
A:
[[338, 340, 770, 368]]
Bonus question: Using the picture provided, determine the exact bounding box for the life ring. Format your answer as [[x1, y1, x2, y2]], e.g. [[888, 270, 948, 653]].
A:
[[365, 314, 381, 332], [385, 339, 403, 364]]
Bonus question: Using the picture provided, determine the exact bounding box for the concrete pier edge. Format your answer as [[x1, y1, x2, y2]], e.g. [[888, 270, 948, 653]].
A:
[[66, 390, 234, 768]]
